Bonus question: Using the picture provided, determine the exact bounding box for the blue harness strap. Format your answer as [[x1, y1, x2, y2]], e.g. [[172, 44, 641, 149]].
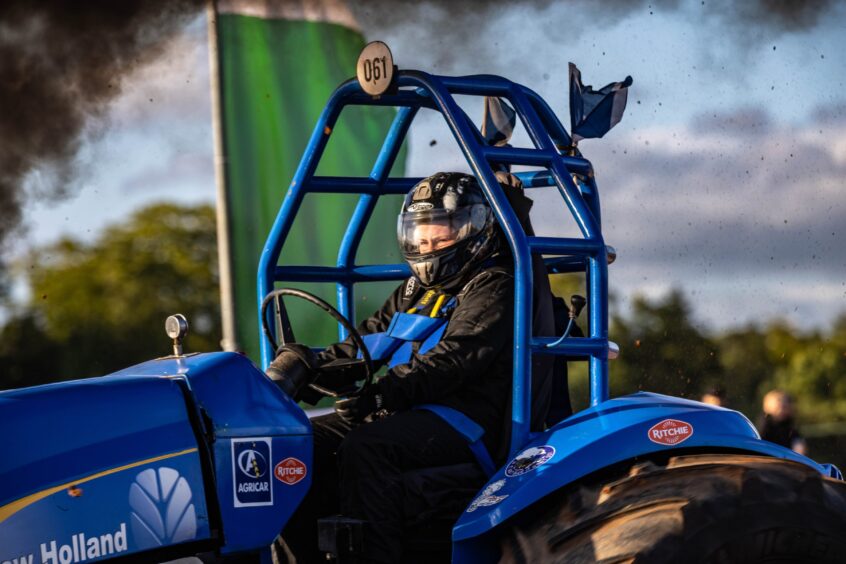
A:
[[361, 331, 404, 362], [415, 404, 496, 477], [387, 321, 450, 367], [359, 294, 498, 475], [358, 296, 456, 366]]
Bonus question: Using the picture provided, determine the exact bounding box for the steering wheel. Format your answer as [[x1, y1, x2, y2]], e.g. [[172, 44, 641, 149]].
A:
[[261, 288, 374, 398]]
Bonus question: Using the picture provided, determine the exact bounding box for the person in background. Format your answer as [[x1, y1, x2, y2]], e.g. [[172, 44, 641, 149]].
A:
[[757, 389, 807, 455], [701, 387, 727, 407]]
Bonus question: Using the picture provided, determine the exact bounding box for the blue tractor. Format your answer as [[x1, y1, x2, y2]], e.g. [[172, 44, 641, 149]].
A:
[[2, 48, 846, 563]]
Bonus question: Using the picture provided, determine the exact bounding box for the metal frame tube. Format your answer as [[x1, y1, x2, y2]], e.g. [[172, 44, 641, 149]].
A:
[[335, 106, 418, 340], [256, 69, 612, 455]]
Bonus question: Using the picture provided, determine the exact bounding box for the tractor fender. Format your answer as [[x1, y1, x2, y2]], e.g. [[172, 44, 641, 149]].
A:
[[452, 391, 825, 556]]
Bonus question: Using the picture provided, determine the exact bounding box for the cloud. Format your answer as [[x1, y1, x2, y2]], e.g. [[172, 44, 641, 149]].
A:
[[574, 103, 846, 327], [119, 153, 213, 196]]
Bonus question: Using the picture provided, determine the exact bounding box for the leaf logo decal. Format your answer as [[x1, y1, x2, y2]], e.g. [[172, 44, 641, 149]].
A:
[[129, 467, 197, 548]]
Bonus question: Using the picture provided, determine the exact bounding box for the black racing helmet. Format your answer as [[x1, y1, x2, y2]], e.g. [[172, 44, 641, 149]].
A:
[[398, 172, 499, 288]]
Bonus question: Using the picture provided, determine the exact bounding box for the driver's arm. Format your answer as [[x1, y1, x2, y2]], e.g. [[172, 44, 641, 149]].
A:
[[374, 268, 514, 411]]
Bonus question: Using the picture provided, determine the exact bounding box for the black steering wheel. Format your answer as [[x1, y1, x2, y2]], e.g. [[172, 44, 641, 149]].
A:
[[261, 288, 374, 398]]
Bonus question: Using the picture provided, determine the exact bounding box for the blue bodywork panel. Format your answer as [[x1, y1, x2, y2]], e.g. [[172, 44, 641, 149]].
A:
[[0, 369, 211, 559], [451, 392, 827, 559], [0, 352, 312, 559]]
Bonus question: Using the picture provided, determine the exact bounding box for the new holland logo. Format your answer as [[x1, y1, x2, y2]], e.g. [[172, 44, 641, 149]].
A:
[[274, 457, 308, 486], [648, 419, 694, 446], [232, 438, 273, 508], [129, 467, 197, 549]]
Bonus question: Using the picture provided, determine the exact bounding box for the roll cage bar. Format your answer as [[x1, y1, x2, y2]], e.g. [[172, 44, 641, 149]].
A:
[[257, 70, 611, 457]]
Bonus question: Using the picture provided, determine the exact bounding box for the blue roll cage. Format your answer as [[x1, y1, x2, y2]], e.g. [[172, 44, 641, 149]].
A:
[[257, 71, 612, 458]]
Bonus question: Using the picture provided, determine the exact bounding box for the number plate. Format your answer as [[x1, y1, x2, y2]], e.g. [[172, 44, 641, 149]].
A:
[[357, 41, 394, 96]]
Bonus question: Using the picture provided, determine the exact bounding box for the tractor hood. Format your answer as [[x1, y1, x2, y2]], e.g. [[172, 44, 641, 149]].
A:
[[0, 352, 311, 559]]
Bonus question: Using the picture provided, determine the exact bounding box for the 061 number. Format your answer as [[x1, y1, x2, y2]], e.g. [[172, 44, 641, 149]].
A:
[[362, 56, 387, 83]]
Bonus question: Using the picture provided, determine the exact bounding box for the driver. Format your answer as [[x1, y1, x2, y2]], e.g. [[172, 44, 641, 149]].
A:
[[269, 172, 526, 563]]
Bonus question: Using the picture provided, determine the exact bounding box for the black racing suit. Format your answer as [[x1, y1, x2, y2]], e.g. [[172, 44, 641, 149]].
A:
[[282, 261, 525, 563], [757, 414, 804, 450]]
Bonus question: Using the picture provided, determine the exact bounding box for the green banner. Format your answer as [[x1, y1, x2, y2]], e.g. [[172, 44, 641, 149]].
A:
[[216, 5, 406, 362]]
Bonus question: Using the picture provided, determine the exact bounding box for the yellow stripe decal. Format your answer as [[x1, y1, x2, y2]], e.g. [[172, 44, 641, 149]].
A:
[[429, 294, 447, 318], [0, 447, 198, 524]]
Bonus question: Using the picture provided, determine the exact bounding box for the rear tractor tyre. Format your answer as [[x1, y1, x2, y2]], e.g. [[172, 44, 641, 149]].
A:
[[500, 454, 846, 564]]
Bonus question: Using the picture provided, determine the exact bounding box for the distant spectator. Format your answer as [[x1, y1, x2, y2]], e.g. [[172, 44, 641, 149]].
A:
[[701, 387, 727, 407], [757, 390, 807, 455]]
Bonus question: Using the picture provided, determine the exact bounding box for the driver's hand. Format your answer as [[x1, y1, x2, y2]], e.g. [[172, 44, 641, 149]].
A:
[[267, 344, 317, 401], [334, 388, 383, 425]]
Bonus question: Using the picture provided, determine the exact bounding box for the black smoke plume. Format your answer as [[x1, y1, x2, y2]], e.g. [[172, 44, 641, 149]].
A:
[[0, 0, 203, 251], [0, 0, 840, 254], [351, 0, 840, 70]]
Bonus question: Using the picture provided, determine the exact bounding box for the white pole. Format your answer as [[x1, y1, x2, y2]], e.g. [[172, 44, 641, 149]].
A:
[[206, 0, 239, 352]]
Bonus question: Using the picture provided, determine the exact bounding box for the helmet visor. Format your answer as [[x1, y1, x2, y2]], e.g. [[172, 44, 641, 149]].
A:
[[398, 205, 491, 256]]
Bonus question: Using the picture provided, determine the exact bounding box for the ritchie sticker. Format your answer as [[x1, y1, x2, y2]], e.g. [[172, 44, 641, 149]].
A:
[[232, 438, 273, 507], [274, 458, 307, 486], [648, 419, 694, 446]]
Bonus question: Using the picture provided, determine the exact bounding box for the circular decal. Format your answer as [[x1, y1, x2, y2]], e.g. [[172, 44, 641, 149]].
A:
[[505, 445, 556, 477], [356, 41, 394, 96], [648, 419, 694, 446]]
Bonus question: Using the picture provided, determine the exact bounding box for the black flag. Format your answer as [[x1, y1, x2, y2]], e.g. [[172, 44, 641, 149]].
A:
[[569, 63, 633, 143]]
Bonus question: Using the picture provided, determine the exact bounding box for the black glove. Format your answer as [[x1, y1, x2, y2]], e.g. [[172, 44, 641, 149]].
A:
[[334, 388, 384, 425], [310, 357, 368, 397], [266, 344, 319, 402]]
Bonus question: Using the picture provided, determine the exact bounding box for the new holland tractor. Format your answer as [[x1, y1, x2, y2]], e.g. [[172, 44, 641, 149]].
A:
[[2, 43, 846, 563]]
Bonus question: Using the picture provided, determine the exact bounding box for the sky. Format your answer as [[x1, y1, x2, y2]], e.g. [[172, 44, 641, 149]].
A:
[[11, 0, 846, 333]]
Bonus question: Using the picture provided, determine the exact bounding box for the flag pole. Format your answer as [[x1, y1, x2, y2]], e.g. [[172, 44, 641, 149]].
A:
[[206, 0, 239, 352]]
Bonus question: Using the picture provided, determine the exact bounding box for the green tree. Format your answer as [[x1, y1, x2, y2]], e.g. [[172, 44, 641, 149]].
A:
[[0, 312, 57, 389], [771, 316, 846, 423], [715, 320, 805, 418], [0, 203, 221, 388], [610, 290, 722, 399]]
